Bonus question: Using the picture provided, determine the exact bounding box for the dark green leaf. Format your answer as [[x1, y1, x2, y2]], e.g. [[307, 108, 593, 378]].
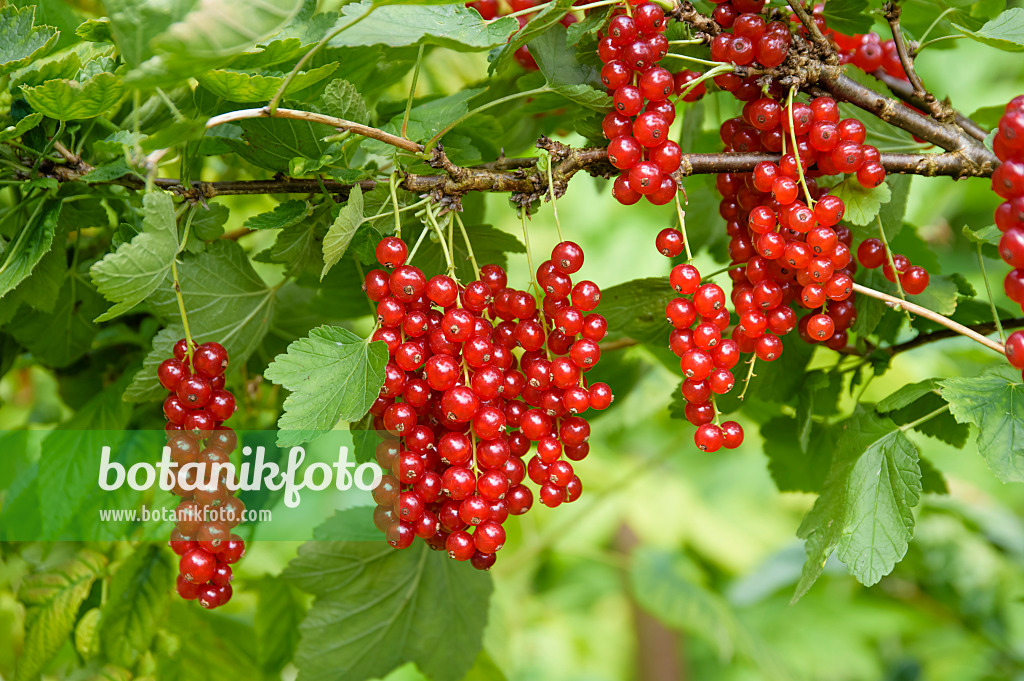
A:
[[761, 416, 835, 493], [195, 63, 338, 102], [244, 199, 312, 231], [955, 8, 1024, 51], [254, 578, 306, 676], [795, 408, 921, 597], [284, 538, 493, 681], [411, 222, 525, 283], [125, 241, 277, 401], [223, 117, 336, 174], [941, 364, 1024, 482], [594, 277, 673, 346], [0, 202, 60, 301], [322, 186, 364, 279], [9, 277, 106, 367], [489, 0, 576, 75], [329, 1, 518, 51], [821, 0, 874, 34]]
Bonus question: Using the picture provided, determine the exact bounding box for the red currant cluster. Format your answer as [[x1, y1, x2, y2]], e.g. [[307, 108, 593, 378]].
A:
[[365, 235, 611, 569], [993, 96, 1024, 369], [709, 6, 795, 80], [831, 31, 909, 81], [656, 229, 745, 451], [595, 3, 685, 206], [158, 340, 246, 609], [466, 0, 580, 70], [855, 238, 929, 294]]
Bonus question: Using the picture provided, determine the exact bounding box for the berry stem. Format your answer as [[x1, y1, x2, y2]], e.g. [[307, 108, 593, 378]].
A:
[[851, 282, 1008, 355], [454, 212, 481, 280], [667, 39, 705, 45], [976, 243, 1006, 343], [401, 44, 426, 141], [875, 214, 909, 306], [267, 1, 381, 115], [662, 53, 722, 67], [673, 193, 693, 262], [425, 203, 457, 278], [520, 210, 537, 289], [389, 173, 402, 236], [898, 403, 950, 432], [786, 86, 815, 207], [494, 0, 620, 21], [352, 259, 377, 317], [675, 64, 732, 102], [700, 263, 748, 282], [171, 209, 197, 370], [405, 221, 432, 264], [737, 356, 757, 401], [315, 173, 337, 204], [543, 150, 565, 243]]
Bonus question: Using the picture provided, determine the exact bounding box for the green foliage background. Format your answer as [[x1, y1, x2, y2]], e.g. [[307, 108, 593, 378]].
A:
[[2, 0, 1024, 679]]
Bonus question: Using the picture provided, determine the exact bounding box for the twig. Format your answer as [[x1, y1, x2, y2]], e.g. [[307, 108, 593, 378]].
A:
[[871, 70, 987, 141], [883, 3, 948, 124], [851, 282, 1007, 355], [977, 243, 1006, 343], [785, 0, 835, 60]]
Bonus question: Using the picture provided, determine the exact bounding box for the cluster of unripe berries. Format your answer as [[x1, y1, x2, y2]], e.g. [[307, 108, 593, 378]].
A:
[[596, 2, 686, 206], [992, 96, 1024, 370], [365, 234, 611, 568], [158, 340, 245, 609], [656, 230, 745, 451]]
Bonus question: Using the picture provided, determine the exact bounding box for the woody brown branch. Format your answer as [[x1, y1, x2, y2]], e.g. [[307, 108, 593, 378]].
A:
[[871, 69, 987, 141], [882, 2, 956, 126]]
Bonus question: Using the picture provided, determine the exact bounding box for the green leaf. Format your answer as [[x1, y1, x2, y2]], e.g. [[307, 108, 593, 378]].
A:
[[566, 6, 610, 45], [90, 192, 179, 321], [312, 506, 383, 541], [80, 159, 141, 185], [874, 173, 911, 243], [152, 0, 305, 59], [76, 17, 113, 42], [254, 578, 306, 677], [0, 202, 60, 301], [21, 73, 125, 120], [155, 601, 262, 681], [125, 241, 277, 401], [877, 378, 943, 412], [820, 0, 873, 34], [941, 364, 1024, 482], [329, 1, 518, 51], [0, 240, 66, 327], [9, 277, 106, 367], [16, 550, 108, 681], [489, 0, 576, 75], [264, 325, 388, 448], [0, 113, 43, 143], [36, 373, 135, 538], [284, 538, 493, 681], [195, 62, 338, 102], [795, 408, 921, 597], [318, 78, 371, 125], [594, 277, 673, 346], [244, 199, 311, 231], [0, 5, 59, 77], [191, 203, 231, 241], [955, 7, 1024, 51], [223, 117, 336, 174], [962, 223, 1001, 246], [322, 185, 364, 279], [99, 545, 173, 668], [830, 177, 892, 226], [761, 417, 835, 493], [549, 83, 611, 110]]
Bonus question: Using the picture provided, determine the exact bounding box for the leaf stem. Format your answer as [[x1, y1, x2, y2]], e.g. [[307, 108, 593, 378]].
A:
[[918, 7, 956, 45], [851, 282, 1007, 355], [977, 242, 1006, 343], [914, 34, 967, 53], [425, 87, 550, 150], [268, 2, 381, 114], [401, 44, 426, 140], [899, 403, 950, 432]]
